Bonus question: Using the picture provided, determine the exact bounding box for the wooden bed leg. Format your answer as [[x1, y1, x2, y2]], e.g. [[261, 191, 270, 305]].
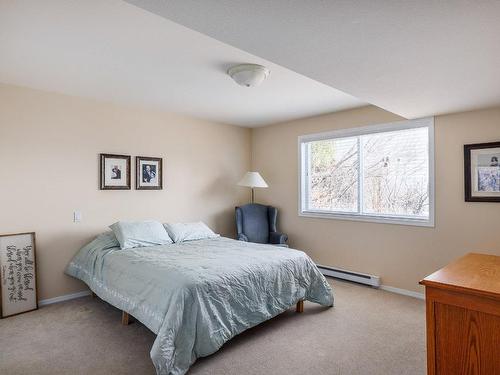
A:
[[122, 311, 130, 325], [296, 300, 304, 313]]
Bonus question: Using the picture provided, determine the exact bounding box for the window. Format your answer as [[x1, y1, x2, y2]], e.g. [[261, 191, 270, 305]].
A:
[[299, 118, 434, 226]]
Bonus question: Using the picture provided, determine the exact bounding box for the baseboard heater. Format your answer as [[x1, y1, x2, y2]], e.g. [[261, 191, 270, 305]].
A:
[[317, 264, 381, 288]]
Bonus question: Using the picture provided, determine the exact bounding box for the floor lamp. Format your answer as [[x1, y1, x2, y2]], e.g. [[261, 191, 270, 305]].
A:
[[237, 172, 268, 203]]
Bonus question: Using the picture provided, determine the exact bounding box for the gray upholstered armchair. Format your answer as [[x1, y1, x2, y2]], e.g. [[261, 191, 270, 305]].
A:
[[235, 203, 288, 246]]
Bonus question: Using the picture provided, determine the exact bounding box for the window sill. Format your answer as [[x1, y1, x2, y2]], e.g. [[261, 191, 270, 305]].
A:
[[299, 210, 435, 227]]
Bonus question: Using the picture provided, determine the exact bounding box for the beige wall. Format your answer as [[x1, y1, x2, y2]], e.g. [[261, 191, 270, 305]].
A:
[[1, 83, 499, 300], [0, 84, 251, 300], [252, 105, 500, 293]]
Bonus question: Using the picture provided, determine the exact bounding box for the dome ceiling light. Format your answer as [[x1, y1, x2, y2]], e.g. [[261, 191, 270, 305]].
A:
[[227, 64, 270, 87]]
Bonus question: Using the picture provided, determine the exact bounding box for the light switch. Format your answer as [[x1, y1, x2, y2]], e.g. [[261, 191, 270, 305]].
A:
[[73, 211, 82, 223]]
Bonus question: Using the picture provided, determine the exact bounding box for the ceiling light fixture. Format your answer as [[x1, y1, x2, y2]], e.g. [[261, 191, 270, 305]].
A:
[[227, 64, 270, 87]]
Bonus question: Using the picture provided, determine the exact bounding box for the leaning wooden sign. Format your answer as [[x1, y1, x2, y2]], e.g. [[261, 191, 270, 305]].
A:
[[0, 233, 38, 318]]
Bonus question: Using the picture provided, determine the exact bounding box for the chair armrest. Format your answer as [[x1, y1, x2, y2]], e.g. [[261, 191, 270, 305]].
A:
[[237, 233, 249, 242], [269, 231, 288, 245]]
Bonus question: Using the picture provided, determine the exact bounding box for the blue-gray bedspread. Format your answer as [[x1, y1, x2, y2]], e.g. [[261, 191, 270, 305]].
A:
[[65, 233, 333, 375]]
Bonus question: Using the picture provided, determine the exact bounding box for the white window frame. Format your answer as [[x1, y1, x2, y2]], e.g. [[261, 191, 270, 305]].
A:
[[298, 117, 435, 227]]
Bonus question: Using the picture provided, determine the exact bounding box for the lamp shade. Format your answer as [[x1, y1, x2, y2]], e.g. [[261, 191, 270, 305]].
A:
[[237, 172, 268, 188]]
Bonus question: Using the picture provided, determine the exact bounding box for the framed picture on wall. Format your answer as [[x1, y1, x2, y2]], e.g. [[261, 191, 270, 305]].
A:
[[100, 153, 131, 190], [464, 141, 500, 202], [136, 156, 163, 190], [0, 232, 38, 318]]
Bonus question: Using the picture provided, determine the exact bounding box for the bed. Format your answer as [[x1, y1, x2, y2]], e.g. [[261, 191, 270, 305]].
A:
[[65, 232, 334, 375]]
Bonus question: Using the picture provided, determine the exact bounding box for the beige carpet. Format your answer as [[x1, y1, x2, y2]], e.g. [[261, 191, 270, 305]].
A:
[[0, 279, 426, 375]]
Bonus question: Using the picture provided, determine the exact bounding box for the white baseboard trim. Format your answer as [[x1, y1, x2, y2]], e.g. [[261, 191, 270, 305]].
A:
[[36, 283, 424, 307], [38, 290, 91, 306], [380, 285, 425, 300]]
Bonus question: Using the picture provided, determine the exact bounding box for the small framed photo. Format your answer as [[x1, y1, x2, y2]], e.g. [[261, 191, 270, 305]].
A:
[[0, 232, 38, 318], [100, 153, 131, 190], [136, 156, 163, 190], [464, 141, 500, 202]]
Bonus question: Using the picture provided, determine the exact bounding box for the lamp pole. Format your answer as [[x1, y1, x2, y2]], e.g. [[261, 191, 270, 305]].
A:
[[251, 187, 255, 203]]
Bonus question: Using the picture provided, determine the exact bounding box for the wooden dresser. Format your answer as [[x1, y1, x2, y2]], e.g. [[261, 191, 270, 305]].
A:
[[420, 253, 500, 375]]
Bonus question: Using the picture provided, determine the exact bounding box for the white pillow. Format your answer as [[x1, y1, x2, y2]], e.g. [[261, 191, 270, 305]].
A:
[[164, 222, 219, 243], [109, 220, 173, 250]]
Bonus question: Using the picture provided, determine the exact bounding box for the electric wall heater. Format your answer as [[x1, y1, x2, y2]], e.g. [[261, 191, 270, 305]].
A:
[[317, 265, 381, 287]]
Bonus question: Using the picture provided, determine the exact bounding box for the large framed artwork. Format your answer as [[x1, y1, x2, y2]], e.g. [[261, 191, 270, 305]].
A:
[[0, 232, 38, 318], [464, 141, 500, 202], [100, 153, 131, 190], [136, 156, 163, 190]]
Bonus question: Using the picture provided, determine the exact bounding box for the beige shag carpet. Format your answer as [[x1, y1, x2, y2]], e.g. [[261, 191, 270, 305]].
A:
[[0, 279, 426, 375]]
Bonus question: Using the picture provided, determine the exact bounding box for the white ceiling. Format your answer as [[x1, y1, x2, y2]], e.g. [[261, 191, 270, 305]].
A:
[[0, 0, 364, 127], [126, 0, 500, 119]]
